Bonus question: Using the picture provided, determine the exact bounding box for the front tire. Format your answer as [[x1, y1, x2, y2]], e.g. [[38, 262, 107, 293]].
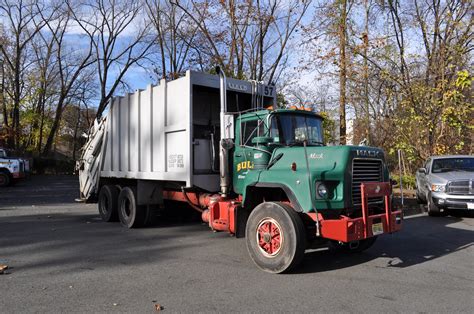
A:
[[245, 202, 306, 274], [416, 188, 425, 204], [427, 192, 446, 217], [98, 185, 119, 222], [118, 187, 147, 228]]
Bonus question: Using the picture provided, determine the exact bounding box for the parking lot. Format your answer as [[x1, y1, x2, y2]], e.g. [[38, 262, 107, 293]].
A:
[[1, 176, 473, 312]]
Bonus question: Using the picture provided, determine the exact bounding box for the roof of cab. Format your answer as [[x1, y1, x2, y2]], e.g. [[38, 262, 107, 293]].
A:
[[238, 108, 324, 120]]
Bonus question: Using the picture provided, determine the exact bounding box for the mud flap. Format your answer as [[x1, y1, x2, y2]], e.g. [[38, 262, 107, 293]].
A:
[[235, 205, 249, 238]]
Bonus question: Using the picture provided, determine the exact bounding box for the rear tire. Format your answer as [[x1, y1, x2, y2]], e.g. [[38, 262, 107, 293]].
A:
[[245, 202, 306, 274], [98, 185, 119, 222], [330, 236, 377, 253], [0, 171, 10, 187], [118, 187, 146, 228]]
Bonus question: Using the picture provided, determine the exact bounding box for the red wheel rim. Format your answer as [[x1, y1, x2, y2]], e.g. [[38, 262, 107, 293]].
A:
[[256, 218, 283, 257]]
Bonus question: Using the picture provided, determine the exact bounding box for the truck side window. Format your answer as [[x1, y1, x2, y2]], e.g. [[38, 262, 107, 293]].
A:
[[242, 119, 264, 146]]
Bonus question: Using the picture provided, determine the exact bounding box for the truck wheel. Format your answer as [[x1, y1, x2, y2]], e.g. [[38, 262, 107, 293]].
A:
[[118, 187, 146, 228], [245, 202, 306, 274], [416, 189, 425, 204], [98, 185, 119, 222], [330, 236, 377, 253], [427, 192, 446, 217], [0, 171, 10, 187]]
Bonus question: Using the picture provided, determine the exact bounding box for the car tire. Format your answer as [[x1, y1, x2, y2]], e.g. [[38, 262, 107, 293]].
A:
[[330, 236, 378, 253], [245, 202, 306, 274], [427, 192, 446, 217], [0, 171, 11, 187], [118, 186, 146, 228], [416, 188, 425, 204], [98, 185, 119, 222]]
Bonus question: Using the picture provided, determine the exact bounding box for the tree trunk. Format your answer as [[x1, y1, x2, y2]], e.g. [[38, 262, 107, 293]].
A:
[[72, 105, 81, 161], [42, 100, 64, 156], [363, 0, 370, 144], [338, 0, 348, 145]]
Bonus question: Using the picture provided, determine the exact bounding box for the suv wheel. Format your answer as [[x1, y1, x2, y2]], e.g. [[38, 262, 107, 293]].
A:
[[416, 188, 426, 204], [427, 192, 446, 217]]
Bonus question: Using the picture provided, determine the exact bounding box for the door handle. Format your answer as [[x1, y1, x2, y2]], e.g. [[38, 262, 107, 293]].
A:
[[235, 154, 242, 157]]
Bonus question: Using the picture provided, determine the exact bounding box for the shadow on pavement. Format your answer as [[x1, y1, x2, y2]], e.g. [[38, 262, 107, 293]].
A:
[[0, 211, 210, 272], [295, 214, 473, 274], [0, 175, 79, 208]]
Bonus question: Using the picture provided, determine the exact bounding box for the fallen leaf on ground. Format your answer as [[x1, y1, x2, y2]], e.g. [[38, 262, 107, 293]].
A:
[[0, 264, 8, 274], [154, 304, 164, 311]]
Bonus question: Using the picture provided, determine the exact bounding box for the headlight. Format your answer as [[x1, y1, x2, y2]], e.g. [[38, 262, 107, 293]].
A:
[[431, 184, 445, 192], [317, 184, 328, 198]]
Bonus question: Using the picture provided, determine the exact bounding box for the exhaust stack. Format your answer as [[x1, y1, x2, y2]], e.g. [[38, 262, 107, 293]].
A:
[[216, 66, 232, 197]]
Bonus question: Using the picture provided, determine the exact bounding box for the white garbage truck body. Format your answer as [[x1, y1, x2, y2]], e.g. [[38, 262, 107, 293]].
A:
[[78, 70, 275, 200]]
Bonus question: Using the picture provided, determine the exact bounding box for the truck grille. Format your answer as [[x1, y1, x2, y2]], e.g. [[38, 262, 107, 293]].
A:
[[447, 180, 473, 195], [352, 159, 383, 205]]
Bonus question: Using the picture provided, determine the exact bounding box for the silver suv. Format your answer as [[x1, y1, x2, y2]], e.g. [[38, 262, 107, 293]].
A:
[[416, 155, 474, 216]]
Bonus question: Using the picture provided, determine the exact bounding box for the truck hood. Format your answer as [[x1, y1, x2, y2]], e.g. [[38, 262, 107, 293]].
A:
[[430, 171, 474, 183], [269, 145, 385, 177]]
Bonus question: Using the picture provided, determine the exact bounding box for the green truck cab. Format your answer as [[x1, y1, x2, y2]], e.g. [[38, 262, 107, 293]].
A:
[[233, 109, 389, 215]]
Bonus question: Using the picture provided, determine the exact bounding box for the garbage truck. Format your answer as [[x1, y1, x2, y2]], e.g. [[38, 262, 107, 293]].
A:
[[78, 69, 402, 273]]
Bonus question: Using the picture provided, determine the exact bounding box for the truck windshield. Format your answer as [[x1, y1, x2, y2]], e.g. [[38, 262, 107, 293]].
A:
[[271, 114, 324, 146], [432, 158, 474, 173]]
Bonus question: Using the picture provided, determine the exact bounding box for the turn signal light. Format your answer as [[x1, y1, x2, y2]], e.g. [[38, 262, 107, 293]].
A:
[[291, 162, 297, 171]]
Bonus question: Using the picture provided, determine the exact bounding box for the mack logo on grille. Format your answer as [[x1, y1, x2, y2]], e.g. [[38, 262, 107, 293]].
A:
[[356, 149, 381, 158]]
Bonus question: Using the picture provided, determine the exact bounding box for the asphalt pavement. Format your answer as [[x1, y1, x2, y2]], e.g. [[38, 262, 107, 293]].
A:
[[1, 176, 473, 312]]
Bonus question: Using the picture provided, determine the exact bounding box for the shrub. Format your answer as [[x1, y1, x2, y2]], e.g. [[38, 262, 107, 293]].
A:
[[390, 173, 416, 190]]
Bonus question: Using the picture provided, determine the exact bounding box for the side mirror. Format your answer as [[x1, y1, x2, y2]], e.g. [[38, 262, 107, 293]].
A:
[[223, 114, 234, 139], [418, 168, 426, 174]]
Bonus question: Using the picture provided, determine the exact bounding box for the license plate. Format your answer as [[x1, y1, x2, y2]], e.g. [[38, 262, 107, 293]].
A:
[[467, 203, 474, 210], [372, 222, 384, 235]]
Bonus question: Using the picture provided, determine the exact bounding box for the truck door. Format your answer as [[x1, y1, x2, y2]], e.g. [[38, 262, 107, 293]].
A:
[[233, 117, 266, 194]]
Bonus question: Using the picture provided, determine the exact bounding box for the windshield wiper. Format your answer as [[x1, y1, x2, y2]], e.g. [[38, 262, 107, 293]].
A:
[[308, 141, 324, 146], [286, 141, 304, 147], [439, 168, 455, 172]]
